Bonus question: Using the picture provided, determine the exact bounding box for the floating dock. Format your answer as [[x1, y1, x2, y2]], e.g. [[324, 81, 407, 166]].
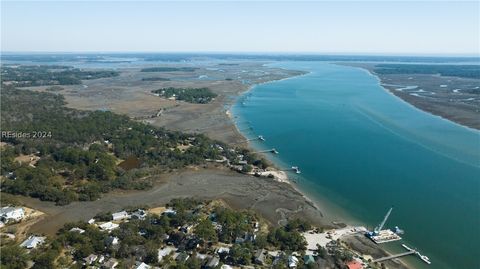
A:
[[368, 229, 402, 244], [366, 207, 402, 243]]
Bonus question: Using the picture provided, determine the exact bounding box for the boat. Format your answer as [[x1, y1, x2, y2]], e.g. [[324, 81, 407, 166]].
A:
[[420, 255, 431, 265]]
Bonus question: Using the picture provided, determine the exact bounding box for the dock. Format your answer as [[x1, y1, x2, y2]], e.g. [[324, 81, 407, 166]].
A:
[[232, 135, 265, 145], [372, 244, 431, 265], [281, 166, 301, 174], [372, 251, 414, 263], [253, 148, 278, 154]]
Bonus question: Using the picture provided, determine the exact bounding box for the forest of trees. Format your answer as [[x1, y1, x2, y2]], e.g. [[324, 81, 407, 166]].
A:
[[152, 87, 218, 104], [374, 64, 480, 79], [0, 86, 266, 205], [0, 65, 119, 87]]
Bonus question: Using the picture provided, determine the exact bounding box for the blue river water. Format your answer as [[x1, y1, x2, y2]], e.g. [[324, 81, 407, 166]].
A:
[[231, 62, 480, 269]]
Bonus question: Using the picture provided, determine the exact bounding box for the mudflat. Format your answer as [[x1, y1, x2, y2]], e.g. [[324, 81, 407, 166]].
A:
[[17, 168, 328, 236], [24, 62, 305, 144]]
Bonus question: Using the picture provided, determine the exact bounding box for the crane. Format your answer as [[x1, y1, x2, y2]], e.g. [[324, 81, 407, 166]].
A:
[[374, 207, 393, 234]]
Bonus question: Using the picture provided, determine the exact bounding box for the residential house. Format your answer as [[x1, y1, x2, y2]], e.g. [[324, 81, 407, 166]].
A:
[[288, 256, 299, 268], [254, 249, 267, 265], [163, 208, 177, 216], [158, 246, 176, 262], [111, 211, 130, 221], [102, 258, 119, 269], [346, 260, 364, 269], [69, 227, 85, 234], [83, 254, 98, 265], [99, 222, 119, 231], [0, 207, 25, 223], [205, 256, 220, 268], [105, 236, 120, 246], [216, 246, 230, 254], [131, 209, 147, 220], [134, 262, 151, 269], [20, 235, 45, 249]]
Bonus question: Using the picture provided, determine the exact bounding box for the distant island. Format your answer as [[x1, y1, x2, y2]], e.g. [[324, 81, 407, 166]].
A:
[[345, 62, 480, 129]]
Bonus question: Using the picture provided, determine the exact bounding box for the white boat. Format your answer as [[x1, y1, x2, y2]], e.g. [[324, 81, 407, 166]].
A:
[[420, 255, 431, 265]]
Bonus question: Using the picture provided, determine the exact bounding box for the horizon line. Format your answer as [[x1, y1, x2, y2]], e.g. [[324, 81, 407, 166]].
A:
[[1, 51, 480, 58]]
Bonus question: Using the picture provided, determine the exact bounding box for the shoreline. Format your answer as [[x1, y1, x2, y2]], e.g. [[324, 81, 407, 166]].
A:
[[226, 63, 414, 269], [227, 66, 357, 226], [339, 63, 480, 133], [225, 70, 333, 214]]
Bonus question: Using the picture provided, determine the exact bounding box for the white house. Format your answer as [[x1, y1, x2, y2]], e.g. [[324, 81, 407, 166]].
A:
[[69, 227, 85, 234], [163, 208, 177, 215], [0, 207, 25, 223], [20, 235, 45, 249], [84, 254, 98, 265], [99, 222, 119, 231], [158, 246, 176, 262], [135, 262, 151, 269], [105, 236, 120, 246], [112, 211, 130, 221], [288, 256, 299, 268], [216, 247, 230, 254], [98, 255, 105, 263]]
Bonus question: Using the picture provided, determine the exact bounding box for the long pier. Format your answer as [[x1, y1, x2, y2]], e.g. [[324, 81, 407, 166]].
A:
[[372, 251, 415, 262], [252, 148, 278, 154], [232, 135, 265, 145], [281, 166, 301, 174]]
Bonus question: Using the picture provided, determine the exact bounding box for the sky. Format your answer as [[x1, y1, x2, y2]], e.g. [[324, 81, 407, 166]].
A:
[[1, 1, 479, 55]]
